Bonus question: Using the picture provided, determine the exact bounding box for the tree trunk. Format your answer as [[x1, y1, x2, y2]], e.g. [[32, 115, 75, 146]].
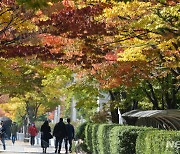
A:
[[165, 92, 171, 109], [25, 101, 41, 124], [164, 77, 178, 109], [26, 105, 35, 124], [161, 95, 165, 110], [144, 87, 160, 110], [171, 78, 177, 109], [146, 81, 160, 109], [132, 99, 138, 110], [109, 90, 119, 123], [23, 116, 28, 138]]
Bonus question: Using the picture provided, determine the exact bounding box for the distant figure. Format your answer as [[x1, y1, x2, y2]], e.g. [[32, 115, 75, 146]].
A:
[[65, 118, 75, 153], [40, 120, 52, 153], [11, 122, 18, 145], [28, 123, 38, 146], [53, 118, 67, 153], [0, 121, 6, 150]]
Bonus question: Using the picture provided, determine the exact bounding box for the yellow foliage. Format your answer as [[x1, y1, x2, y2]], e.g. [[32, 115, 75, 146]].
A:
[[164, 56, 176, 62], [0, 6, 38, 34], [0, 8, 13, 29], [158, 37, 180, 51], [14, 21, 38, 33], [102, 1, 151, 19], [116, 37, 147, 62], [118, 47, 147, 62], [0, 100, 25, 121], [47, 2, 53, 6], [0, 12, 12, 22]]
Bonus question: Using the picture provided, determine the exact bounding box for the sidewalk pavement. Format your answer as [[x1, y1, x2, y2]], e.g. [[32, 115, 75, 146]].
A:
[[0, 140, 66, 154]]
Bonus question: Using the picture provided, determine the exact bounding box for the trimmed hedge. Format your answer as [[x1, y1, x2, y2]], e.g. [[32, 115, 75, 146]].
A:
[[92, 124, 99, 154], [109, 126, 153, 154], [75, 122, 90, 153], [85, 123, 93, 152], [80, 123, 180, 154], [136, 130, 180, 154], [75, 122, 88, 140], [97, 124, 117, 154]]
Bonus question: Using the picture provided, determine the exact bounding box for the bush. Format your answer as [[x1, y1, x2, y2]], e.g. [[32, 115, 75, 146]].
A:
[[85, 123, 93, 152], [75, 122, 88, 140], [109, 126, 153, 154], [74, 122, 90, 153], [84, 123, 117, 154], [92, 124, 99, 154], [83, 123, 180, 154], [97, 124, 118, 154], [136, 130, 180, 154]]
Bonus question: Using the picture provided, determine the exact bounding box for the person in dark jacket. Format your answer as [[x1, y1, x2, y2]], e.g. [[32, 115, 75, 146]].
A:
[[65, 118, 75, 153], [0, 121, 6, 150], [40, 120, 52, 153], [10, 122, 18, 145], [53, 118, 67, 153]]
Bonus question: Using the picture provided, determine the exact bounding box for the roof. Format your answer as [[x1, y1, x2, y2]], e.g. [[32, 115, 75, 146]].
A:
[[122, 110, 180, 130], [122, 110, 180, 118]]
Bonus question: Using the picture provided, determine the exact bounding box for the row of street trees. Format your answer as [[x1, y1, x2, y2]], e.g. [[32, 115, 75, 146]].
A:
[[0, 0, 179, 124]]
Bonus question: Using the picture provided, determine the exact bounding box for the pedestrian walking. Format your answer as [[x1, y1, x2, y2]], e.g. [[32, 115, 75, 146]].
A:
[[0, 121, 6, 150], [28, 123, 38, 146], [53, 118, 67, 153], [65, 118, 75, 153], [40, 120, 53, 153], [10, 122, 18, 145]]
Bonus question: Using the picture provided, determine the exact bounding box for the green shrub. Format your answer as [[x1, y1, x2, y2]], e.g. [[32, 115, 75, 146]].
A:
[[136, 130, 180, 154], [84, 123, 180, 154], [85, 123, 93, 152], [92, 124, 99, 154], [75, 122, 88, 140], [109, 126, 153, 154], [97, 124, 117, 154]]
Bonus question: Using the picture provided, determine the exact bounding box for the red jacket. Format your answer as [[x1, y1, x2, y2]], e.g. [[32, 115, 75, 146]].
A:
[[28, 126, 38, 136]]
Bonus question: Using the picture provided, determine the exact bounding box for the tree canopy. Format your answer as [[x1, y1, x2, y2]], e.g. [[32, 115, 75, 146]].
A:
[[0, 0, 179, 123]]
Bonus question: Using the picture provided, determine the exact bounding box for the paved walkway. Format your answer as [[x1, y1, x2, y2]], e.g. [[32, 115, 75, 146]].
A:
[[0, 140, 66, 154]]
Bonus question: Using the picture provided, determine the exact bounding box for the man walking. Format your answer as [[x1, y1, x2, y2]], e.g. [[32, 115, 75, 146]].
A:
[[65, 118, 75, 153], [53, 118, 67, 153], [11, 122, 18, 145]]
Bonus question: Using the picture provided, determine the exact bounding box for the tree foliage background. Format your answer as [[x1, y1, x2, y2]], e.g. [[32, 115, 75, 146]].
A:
[[0, 0, 179, 123]]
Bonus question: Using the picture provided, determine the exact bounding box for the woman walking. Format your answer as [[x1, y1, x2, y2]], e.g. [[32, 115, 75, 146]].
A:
[[28, 123, 38, 146], [40, 120, 52, 153]]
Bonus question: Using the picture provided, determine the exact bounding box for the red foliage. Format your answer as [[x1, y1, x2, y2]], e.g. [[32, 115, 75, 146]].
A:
[[38, 3, 109, 38], [92, 60, 150, 89], [62, 0, 75, 8], [39, 34, 74, 53], [166, 0, 178, 5], [0, 45, 64, 60], [104, 52, 117, 62]]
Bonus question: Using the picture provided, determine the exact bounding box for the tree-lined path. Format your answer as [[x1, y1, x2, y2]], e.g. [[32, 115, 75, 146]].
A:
[[0, 140, 66, 154], [0, 0, 179, 153]]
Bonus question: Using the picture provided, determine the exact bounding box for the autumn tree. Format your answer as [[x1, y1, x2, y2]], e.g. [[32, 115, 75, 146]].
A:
[[0, 58, 62, 122], [0, 0, 179, 123]]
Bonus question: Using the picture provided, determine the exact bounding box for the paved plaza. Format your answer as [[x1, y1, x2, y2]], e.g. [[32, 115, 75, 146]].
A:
[[0, 140, 66, 154]]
